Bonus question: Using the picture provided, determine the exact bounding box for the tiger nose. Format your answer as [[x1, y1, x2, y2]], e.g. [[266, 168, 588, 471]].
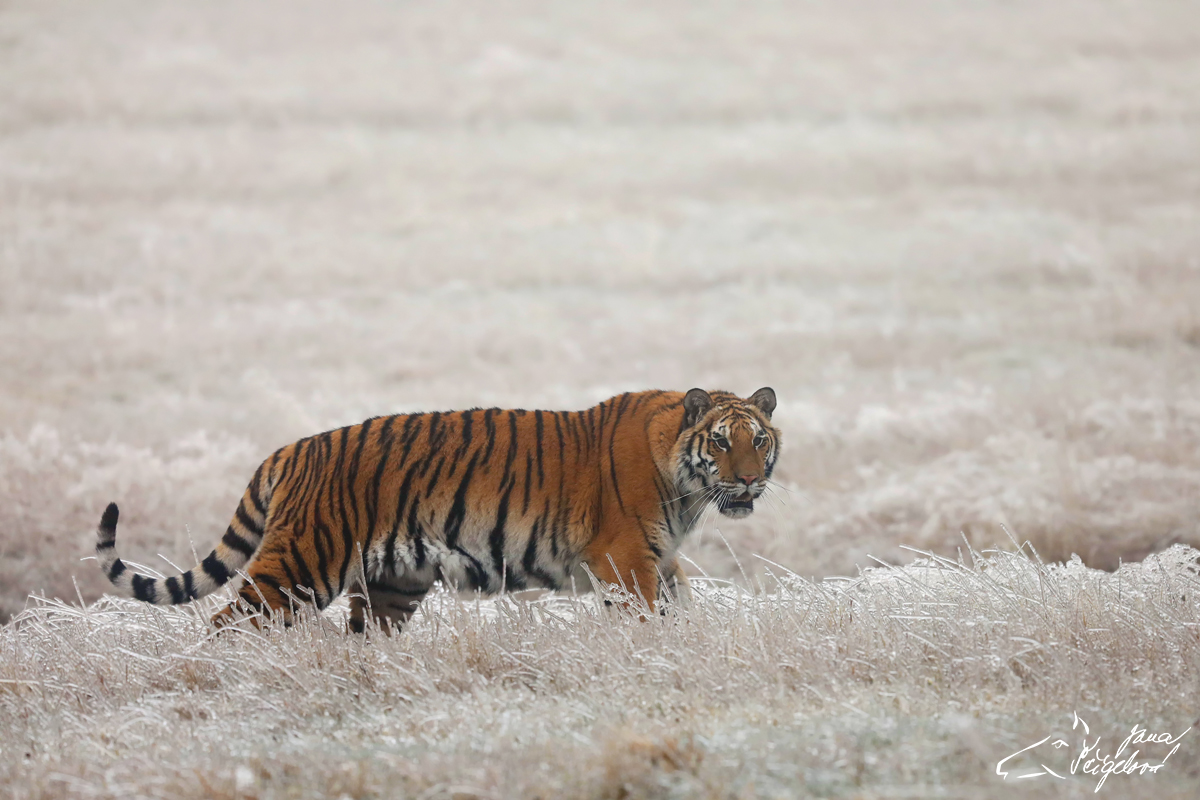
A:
[[739, 474, 758, 486]]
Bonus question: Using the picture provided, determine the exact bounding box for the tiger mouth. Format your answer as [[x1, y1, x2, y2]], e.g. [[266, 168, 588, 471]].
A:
[[716, 494, 755, 517]]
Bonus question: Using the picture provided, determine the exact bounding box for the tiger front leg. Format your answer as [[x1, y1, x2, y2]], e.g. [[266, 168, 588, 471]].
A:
[[659, 559, 693, 608], [347, 578, 431, 635], [583, 536, 661, 617]]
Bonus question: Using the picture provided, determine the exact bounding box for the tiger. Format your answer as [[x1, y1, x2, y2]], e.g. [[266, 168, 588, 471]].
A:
[[94, 387, 779, 630]]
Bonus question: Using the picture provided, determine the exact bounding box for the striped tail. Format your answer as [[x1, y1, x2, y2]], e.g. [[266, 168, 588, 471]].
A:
[[95, 473, 269, 605]]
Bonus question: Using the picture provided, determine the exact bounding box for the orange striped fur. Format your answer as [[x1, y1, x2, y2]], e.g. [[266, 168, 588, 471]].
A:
[[95, 388, 779, 630]]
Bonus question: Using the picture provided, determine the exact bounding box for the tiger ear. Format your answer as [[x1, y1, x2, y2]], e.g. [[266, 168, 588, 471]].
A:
[[682, 388, 714, 428], [748, 387, 776, 419]]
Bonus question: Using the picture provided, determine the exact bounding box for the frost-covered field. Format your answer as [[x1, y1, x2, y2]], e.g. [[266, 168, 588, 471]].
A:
[[3, 0, 1200, 796], [4, 546, 1200, 798]]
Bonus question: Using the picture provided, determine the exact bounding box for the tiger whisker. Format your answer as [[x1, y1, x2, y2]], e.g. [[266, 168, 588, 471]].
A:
[[662, 483, 720, 507], [760, 486, 789, 535], [682, 486, 720, 528], [764, 478, 799, 498]]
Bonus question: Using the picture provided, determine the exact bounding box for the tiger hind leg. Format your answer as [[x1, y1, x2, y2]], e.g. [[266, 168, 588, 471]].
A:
[[347, 577, 431, 635], [210, 547, 325, 629]]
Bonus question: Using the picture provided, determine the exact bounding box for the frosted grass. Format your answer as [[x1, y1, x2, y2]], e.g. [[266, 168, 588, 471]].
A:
[[4, 0, 1200, 622], [3, 544, 1199, 798]]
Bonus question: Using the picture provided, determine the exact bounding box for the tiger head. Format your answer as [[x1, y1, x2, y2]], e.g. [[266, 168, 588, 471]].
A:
[[675, 387, 780, 519]]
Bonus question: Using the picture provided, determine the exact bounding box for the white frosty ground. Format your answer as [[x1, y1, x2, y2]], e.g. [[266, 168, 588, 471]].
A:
[[3, 0, 1200, 796], [3, 545, 1200, 798]]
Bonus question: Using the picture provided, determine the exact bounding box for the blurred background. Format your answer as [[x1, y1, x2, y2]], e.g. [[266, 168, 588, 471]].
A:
[[2, 0, 1199, 622]]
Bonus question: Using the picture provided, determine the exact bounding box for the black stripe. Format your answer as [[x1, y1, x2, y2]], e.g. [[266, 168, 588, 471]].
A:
[[419, 438, 443, 478], [408, 498, 426, 569], [222, 527, 256, 558], [638, 516, 664, 559], [654, 472, 677, 540], [565, 412, 581, 461], [331, 425, 352, 511], [552, 492, 569, 559], [443, 451, 480, 549], [534, 410, 545, 488], [522, 518, 559, 589], [235, 503, 263, 538], [503, 412, 519, 479], [336, 425, 362, 598], [522, 451, 533, 514], [346, 417, 374, 536], [543, 499, 559, 558], [454, 547, 489, 591], [554, 416, 568, 525], [248, 463, 267, 516], [481, 408, 498, 465], [286, 431, 330, 533], [96, 539, 115, 551], [424, 456, 446, 494], [165, 576, 185, 605], [615, 392, 633, 424], [400, 413, 423, 449], [108, 558, 126, 580], [131, 574, 157, 603], [252, 572, 285, 597], [274, 440, 304, 490], [279, 558, 301, 599], [385, 461, 423, 570], [311, 501, 335, 604], [552, 412, 566, 471], [290, 539, 318, 599], [182, 570, 196, 600], [273, 440, 309, 529], [633, 390, 660, 415], [608, 406, 627, 514], [364, 415, 398, 551], [523, 518, 541, 581], [309, 427, 335, 477], [457, 409, 474, 460], [576, 411, 587, 457], [426, 412, 443, 453], [202, 552, 230, 585], [488, 480, 515, 580], [267, 448, 282, 478], [416, 413, 450, 487], [280, 436, 320, 529], [247, 571, 293, 610]]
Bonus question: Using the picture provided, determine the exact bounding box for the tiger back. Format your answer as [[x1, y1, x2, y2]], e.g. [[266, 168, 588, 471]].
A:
[[94, 387, 780, 630]]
